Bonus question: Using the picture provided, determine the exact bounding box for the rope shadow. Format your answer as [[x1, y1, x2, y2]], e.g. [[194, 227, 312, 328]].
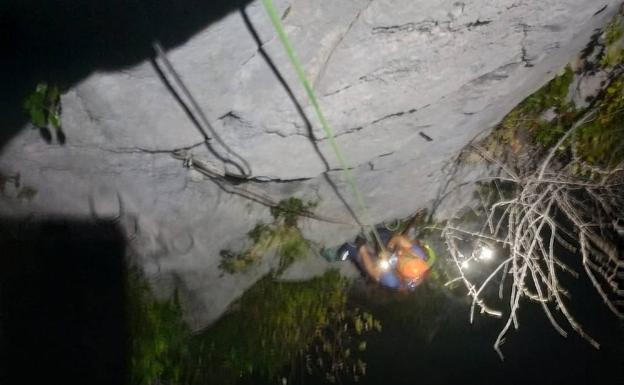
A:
[[0, 0, 254, 151], [149, 47, 251, 179], [239, 7, 362, 226]]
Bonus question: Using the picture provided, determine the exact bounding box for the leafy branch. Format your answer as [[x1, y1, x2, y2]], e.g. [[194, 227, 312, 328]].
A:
[[23, 82, 62, 130], [220, 198, 318, 274]]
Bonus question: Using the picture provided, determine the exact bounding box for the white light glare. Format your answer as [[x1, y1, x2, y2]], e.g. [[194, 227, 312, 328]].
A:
[[461, 260, 470, 269], [478, 246, 494, 261], [379, 259, 390, 271]]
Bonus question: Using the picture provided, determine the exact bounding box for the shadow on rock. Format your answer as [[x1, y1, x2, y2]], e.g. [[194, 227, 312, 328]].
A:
[[0, 218, 128, 385], [0, 0, 252, 148]]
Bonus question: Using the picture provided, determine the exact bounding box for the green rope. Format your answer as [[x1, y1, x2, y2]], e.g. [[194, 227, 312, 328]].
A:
[[423, 244, 437, 268], [260, 0, 384, 250]]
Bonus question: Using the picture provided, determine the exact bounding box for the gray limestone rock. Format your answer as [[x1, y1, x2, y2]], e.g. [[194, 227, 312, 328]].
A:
[[0, 0, 620, 327]]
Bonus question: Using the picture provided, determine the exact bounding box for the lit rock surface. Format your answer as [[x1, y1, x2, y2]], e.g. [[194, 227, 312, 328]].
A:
[[0, 0, 619, 327]]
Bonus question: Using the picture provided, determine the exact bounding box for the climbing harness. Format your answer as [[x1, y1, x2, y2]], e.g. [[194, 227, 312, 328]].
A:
[[260, 0, 385, 251]]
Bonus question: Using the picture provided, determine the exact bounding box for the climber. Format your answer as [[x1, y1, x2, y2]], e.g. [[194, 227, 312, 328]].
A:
[[352, 241, 403, 290], [387, 233, 434, 289], [334, 228, 435, 290]]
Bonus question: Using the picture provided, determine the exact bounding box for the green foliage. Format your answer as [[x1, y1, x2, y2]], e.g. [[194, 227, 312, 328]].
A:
[[23, 82, 62, 130], [573, 74, 624, 167], [601, 45, 624, 68], [522, 65, 577, 148], [201, 271, 345, 379], [220, 198, 317, 274], [218, 249, 257, 274], [248, 222, 272, 243], [270, 197, 317, 227], [126, 267, 191, 385], [520, 11, 624, 167], [601, 9, 624, 68], [306, 308, 381, 383], [532, 118, 568, 147], [125, 266, 378, 385], [605, 14, 623, 46], [486, 65, 577, 154], [521, 65, 575, 117], [181, 270, 377, 385], [274, 226, 310, 271], [219, 223, 310, 274], [484, 15, 624, 168]]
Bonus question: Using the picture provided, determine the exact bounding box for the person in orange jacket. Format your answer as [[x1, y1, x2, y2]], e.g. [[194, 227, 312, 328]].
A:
[[336, 229, 435, 290], [385, 234, 433, 289]]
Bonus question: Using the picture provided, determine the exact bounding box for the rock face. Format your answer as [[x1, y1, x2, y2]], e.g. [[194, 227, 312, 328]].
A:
[[0, 0, 620, 327]]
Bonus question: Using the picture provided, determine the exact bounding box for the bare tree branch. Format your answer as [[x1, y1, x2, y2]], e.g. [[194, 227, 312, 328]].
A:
[[441, 134, 624, 359]]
